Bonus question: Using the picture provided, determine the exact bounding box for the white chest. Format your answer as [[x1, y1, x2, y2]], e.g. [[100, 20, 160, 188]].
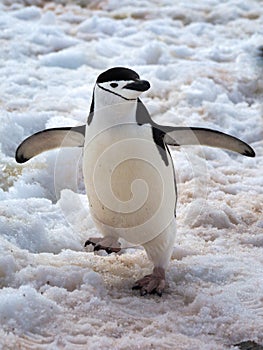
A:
[[83, 122, 176, 244]]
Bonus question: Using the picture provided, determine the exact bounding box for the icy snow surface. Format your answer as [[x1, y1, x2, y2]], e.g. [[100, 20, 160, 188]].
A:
[[0, 0, 263, 349]]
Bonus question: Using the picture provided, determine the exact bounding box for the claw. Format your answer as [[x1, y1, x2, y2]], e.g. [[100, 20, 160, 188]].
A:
[[140, 289, 148, 296], [84, 238, 101, 247], [105, 247, 119, 254], [132, 284, 141, 290], [155, 289, 163, 297], [84, 239, 95, 247], [84, 237, 121, 254]]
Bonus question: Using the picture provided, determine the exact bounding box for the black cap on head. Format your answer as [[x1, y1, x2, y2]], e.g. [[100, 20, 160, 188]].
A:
[[96, 67, 140, 83]]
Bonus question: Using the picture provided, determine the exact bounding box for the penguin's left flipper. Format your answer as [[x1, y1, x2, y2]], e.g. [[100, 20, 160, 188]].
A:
[[132, 267, 165, 297], [15, 125, 86, 163], [163, 126, 255, 157]]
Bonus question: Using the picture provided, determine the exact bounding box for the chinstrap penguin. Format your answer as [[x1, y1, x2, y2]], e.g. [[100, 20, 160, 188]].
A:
[[16, 67, 255, 296]]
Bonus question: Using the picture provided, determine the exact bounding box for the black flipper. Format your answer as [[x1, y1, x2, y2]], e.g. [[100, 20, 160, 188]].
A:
[[163, 126, 255, 157], [15, 125, 86, 163]]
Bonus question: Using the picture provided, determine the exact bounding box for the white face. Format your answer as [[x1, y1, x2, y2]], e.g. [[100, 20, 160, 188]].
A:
[[95, 79, 150, 108]]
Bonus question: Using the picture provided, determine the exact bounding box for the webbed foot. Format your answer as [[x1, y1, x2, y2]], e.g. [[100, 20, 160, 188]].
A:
[[84, 237, 121, 254], [132, 267, 165, 297]]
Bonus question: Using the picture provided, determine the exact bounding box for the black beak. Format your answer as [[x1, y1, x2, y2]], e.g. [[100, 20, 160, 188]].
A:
[[123, 79, 150, 92]]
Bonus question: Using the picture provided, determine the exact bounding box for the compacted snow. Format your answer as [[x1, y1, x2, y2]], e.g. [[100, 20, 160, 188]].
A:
[[0, 0, 262, 349]]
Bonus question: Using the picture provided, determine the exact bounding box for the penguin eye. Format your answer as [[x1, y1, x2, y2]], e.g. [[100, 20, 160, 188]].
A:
[[110, 83, 118, 88]]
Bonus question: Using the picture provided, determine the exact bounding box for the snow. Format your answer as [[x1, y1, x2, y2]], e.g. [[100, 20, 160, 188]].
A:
[[0, 0, 262, 349]]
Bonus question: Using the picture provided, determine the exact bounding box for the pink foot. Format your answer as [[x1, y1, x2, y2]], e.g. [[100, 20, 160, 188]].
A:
[[132, 267, 165, 297]]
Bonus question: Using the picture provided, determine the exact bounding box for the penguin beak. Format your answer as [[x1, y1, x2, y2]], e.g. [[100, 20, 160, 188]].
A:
[[123, 79, 150, 92]]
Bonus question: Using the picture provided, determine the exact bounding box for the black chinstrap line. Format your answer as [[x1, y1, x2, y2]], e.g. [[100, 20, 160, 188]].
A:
[[97, 84, 137, 101]]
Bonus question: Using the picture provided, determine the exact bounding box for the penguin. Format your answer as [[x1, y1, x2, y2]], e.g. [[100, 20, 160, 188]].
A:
[[16, 67, 255, 296]]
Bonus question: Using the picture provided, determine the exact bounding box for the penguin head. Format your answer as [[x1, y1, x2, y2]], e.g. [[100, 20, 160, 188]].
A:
[[94, 67, 150, 106]]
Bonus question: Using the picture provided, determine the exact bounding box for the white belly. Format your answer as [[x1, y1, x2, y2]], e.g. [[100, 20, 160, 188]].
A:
[[83, 124, 176, 245]]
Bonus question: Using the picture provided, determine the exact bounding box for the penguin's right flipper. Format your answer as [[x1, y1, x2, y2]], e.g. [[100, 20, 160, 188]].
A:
[[16, 125, 86, 163]]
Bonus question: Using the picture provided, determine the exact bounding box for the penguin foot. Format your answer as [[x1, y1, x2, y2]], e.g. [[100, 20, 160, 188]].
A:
[[132, 267, 165, 297], [84, 237, 121, 254]]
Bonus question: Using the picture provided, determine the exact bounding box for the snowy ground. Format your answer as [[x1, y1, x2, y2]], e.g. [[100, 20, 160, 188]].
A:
[[0, 0, 263, 349]]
